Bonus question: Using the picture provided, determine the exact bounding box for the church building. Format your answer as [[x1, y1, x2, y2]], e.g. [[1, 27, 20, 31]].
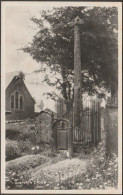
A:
[[6, 73, 35, 120]]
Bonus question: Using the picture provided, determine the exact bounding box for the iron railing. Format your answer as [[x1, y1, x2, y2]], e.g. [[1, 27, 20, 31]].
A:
[[56, 98, 101, 146]]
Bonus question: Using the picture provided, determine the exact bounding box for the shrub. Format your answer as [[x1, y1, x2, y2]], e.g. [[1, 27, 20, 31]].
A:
[[18, 139, 33, 154], [6, 154, 49, 172], [18, 130, 36, 143], [6, 129, 20, 140], [6, 141, 21, 161], [6, 122, 36, 141]]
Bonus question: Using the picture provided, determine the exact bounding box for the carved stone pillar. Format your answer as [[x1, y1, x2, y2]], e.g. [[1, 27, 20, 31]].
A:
[[73, 17, 84, 140]]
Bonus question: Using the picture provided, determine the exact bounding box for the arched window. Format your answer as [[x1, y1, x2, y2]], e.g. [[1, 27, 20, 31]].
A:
[[20, 96, 23, 110], [11, 95, 14, 109], [15, 91, 18, 109]]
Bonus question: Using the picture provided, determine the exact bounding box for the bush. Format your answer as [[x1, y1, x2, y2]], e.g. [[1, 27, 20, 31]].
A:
[[6, 122, 36, 142], [6, 141, 21, 161], [6, 154, 49, 172], [19, 139, 33, 154], [18, 130, 35, 142], [6, 129, 20, 140]]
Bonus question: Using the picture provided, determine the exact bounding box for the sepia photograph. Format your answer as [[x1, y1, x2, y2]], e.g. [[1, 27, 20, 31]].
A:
[[1, 1, 122, 194]]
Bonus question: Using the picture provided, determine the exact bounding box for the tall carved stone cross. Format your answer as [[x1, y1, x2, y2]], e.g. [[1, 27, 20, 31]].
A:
[[70, 16, 84, 140]]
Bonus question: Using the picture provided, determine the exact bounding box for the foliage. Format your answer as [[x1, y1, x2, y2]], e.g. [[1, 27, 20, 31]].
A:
[[6, 154, 49, 190], [6, 121, 35, 134], [22, 6, 118, 99], [6, 121, 36, 142], [6, 140, 118, 190], [51, 141, 118, 190], [18, 130, 36, 143], [6, 122, 37, 157], [6, 170, 35, 190], [6, 141, 22, 161], [6, 117, 54, 159], [6, 129, 20, 140], [18, 139, 33, 154], [74, 141, 118, 190], [5, 153, 66, 190], [6, 154, 49, 173]]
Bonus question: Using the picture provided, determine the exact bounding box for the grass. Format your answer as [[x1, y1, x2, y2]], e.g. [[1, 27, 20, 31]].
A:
[[5, 121, 118, 191], [6, 154, 49, 173], [6, 140, 118, 190], [6, 140, 22, 161], [5, 153, 66, 190], [58, 141, 118, 190]]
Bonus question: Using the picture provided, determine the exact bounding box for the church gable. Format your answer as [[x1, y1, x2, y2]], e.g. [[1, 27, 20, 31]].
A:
[[6, 76, 35, 105], [6, 75, 35, 120]]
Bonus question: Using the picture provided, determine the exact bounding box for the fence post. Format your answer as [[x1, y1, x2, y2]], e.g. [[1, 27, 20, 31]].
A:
[[98, 100, 101, 142], [91, 100, 94, 144], [68, 124, 73, 158], [94, 100, 98, 145], [51, 112, 57, 153], [51, 112, 54, 137]]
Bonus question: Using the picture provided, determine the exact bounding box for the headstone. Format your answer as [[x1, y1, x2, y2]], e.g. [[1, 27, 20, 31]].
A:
[[35, 112, 53, 144], [53, 119, 72, 157]]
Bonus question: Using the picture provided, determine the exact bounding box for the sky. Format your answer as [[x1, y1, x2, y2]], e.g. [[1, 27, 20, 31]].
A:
[[5, 6, 47, 73], [4, 4, 60, 111]]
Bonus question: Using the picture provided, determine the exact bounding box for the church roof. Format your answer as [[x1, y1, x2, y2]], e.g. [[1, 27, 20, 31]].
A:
[[5, 71, 20, 89]]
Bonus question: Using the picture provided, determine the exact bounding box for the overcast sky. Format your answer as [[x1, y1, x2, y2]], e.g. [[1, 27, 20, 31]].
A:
[[5, 5, 50, 73], [4, 4, 60, 111]]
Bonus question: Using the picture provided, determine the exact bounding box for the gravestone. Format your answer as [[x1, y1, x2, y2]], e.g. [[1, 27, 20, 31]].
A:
[[53, 119, 72, 157], [35, 111, 53, 144]]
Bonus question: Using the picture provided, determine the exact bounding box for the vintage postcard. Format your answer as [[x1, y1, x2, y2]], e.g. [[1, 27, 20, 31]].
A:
[[1, 1, 122, 194]]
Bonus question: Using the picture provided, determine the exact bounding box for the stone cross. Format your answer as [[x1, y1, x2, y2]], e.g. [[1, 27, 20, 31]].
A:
[[70, 16, 84, 140]]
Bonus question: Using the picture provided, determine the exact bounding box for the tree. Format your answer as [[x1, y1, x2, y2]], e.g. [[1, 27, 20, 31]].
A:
[[22, 6, 118, 99]]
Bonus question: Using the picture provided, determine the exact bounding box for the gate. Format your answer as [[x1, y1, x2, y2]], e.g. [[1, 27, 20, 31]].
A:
[[56, 98, 101, 147]]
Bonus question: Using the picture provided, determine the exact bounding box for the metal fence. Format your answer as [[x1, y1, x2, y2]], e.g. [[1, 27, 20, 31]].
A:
[[56, 98, 101, 146]]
